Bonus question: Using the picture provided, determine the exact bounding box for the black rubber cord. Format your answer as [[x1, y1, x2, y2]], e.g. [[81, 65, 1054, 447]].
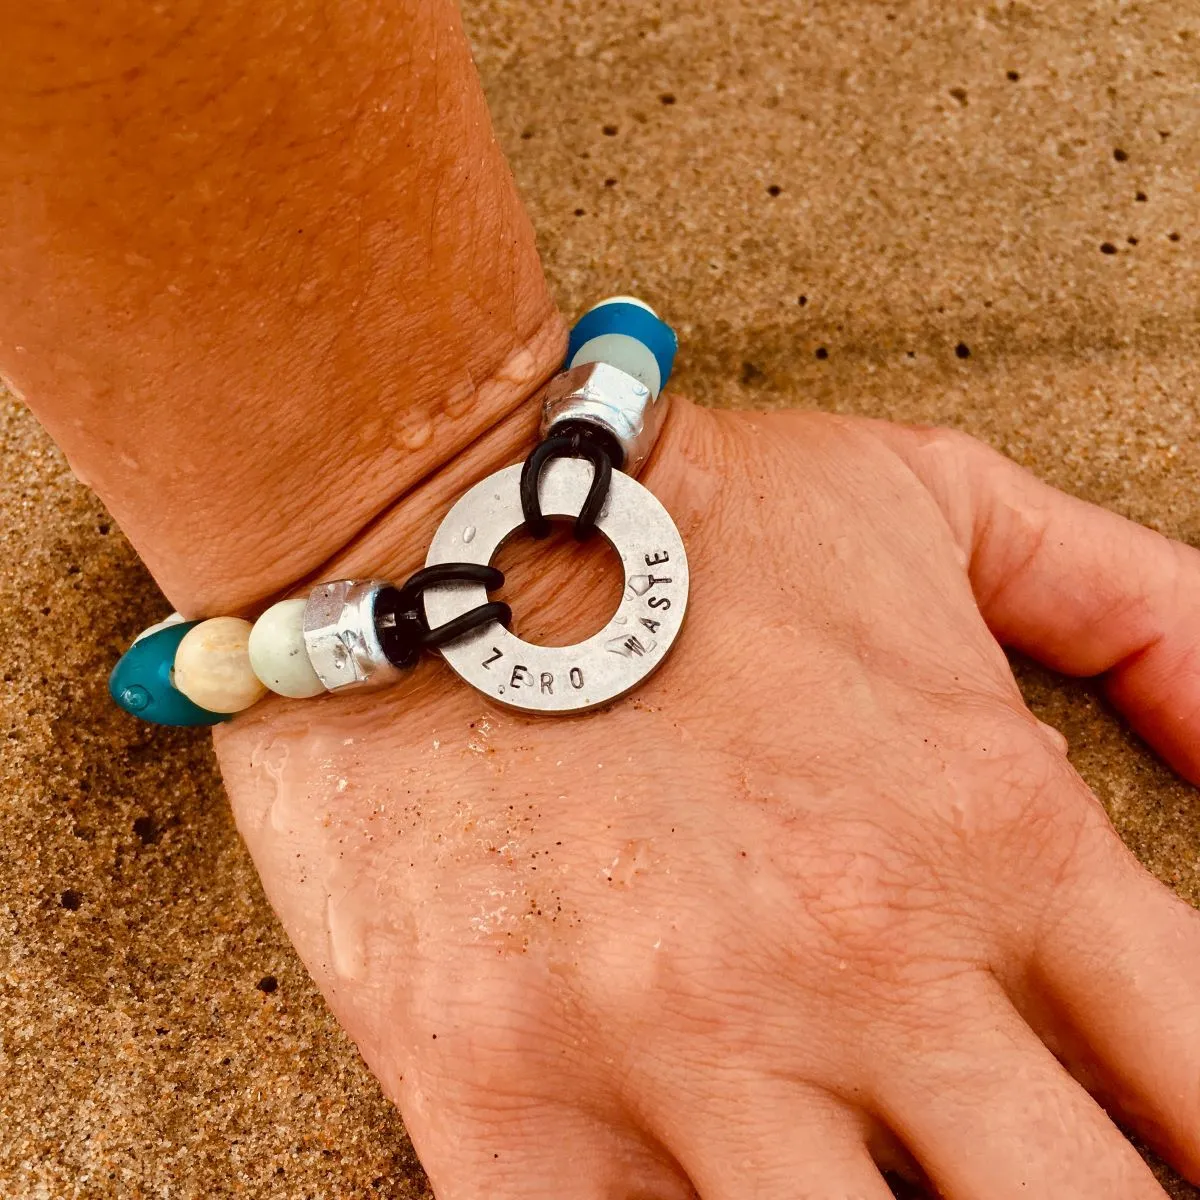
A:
[[377, 420, 623, 672], [376, 563, 510, 668], [519, 422, 620, 541], [394, 563, 504, 610], [418, 601, 512, 651]]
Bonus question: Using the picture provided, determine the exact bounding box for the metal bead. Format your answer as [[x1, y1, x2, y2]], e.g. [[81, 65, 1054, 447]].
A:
[[538, 360, 668, 478], [301, 580, 407, 693]]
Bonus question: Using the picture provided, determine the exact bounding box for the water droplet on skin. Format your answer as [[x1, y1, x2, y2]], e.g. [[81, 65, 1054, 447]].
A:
[[443, 381, 476, 417], [250, 735, 296, 833], [401, 419, 433, 451], [326, 887, 369, 981], [463, 525, 476, 544]]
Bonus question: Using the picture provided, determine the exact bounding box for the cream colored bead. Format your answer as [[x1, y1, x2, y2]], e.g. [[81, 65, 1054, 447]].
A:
[[593, 294, 658, 316], [173, 617, 266, 713], [132, 611, 186, 644], [248, 598, 325, 699]]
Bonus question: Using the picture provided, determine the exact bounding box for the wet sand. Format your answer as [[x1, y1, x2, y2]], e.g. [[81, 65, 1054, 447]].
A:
[[2, 0, 1197, 1194]]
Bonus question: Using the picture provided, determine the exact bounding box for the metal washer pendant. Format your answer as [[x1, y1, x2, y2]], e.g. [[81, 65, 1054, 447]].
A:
[[424, 457, 688, 714]]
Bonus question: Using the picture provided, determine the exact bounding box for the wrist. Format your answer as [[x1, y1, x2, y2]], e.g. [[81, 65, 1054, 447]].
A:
[[177, 305, 568, 618], [3, 0, 567, 619], [299, 354, 564, 605], [112, 296, 694, 727]]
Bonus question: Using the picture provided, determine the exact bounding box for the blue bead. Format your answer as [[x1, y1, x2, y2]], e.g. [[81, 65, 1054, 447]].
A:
[[566, 302, 678, 388], [109, 621, 231, 727]]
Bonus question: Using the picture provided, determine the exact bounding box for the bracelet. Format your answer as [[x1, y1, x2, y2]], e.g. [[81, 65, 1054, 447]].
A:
[[109, 296, 688, 725]]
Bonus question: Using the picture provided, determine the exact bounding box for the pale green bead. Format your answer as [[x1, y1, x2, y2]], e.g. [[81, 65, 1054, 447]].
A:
[[570, 332, 663, 397], [248, 599, 325, 699]]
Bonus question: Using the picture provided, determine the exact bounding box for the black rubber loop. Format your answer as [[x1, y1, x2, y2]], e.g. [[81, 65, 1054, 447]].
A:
[[419, 601, 513, 650], [519, 426, 616, 541], [394, 563, 504, 611], [378, 562, 508, 667]]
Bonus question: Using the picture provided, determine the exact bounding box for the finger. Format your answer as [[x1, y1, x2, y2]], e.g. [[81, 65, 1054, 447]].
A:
[[646, 1074, 896, 1200], [869, 975, 1168, 1199], [1027, 825, 1200, 1182], [865, 421, 1200, 782], [407, 1103, 695, 1200]]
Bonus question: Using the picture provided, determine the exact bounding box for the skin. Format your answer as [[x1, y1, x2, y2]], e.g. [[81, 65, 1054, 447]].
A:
[[4, 1, 1199, 1196], [222, 399, 1200, 1199], [1, 0, 563, 614]]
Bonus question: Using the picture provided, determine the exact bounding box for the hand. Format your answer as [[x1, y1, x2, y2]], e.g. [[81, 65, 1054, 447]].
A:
[[216, 401, 1200, 1198]]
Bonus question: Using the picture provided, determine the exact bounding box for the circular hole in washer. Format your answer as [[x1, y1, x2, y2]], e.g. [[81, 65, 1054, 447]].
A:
[[491, 519, 625, 647]]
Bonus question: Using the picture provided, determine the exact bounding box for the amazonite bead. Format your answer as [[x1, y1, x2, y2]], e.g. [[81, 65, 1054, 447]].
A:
[[173, 617, 266, 713], [569, 296, 666, 397], [248, 598, 325, 698], [569, 331, 663, 397]]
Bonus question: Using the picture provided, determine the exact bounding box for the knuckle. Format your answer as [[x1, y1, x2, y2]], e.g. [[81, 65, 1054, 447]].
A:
[[953, 726, 1115, 898], [784, 816, 967, 991], [413, 957, 556, 1098], [894, 423, 995, 493]]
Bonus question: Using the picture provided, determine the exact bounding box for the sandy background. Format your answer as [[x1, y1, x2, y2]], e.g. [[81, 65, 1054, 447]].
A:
[[2, 0, 1198, 1195]]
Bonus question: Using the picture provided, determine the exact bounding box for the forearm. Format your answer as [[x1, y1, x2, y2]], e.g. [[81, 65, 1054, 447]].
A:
[[0, 0, 564, 615]]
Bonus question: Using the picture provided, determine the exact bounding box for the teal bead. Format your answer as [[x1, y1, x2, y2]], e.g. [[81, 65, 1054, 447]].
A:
[[109, 621, 231, 727], [565, 300, 677, 390]]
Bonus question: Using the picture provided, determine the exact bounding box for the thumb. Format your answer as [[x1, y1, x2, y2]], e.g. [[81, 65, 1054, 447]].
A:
[[866, 420, 1200, 783]]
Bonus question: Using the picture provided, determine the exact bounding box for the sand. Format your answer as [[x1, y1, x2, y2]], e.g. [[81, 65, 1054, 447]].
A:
[[2, 0, 1197, 1194]]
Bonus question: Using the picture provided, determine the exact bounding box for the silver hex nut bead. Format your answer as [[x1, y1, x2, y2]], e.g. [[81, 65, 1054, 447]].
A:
[[302, 579, 406, 693], [539, 361, 668, 477]]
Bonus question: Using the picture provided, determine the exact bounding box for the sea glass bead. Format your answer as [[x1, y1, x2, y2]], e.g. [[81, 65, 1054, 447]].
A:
[[565, 297, 677, 399]]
